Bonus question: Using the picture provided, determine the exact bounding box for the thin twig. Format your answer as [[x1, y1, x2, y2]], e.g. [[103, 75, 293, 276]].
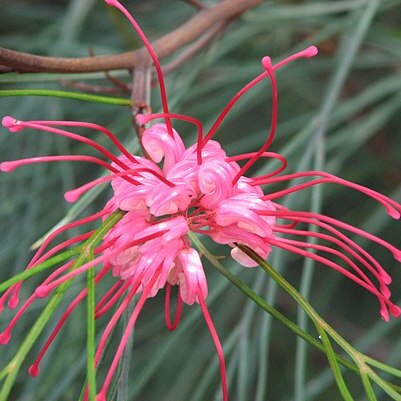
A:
[[184, 0, 208, 10], [104, 72, 131, 92], [58, 78, 128, 95], [88, 48, 131, 92], [131, 66, 151, 158], [162, 20, 230, 76], [0, 0, 262, 74]]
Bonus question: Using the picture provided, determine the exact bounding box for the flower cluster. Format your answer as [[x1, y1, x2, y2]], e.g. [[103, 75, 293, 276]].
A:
[[1, 0, 401, 400]]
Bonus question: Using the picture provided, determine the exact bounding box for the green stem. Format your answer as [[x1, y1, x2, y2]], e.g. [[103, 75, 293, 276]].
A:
[[363, 356, 401, 379], [0, 263, 82, 401], [237, 244, 401, 399], [0, 246, 83, 293], [190, 234, 358, 374], [0, 89, 131, 106], [368, 368, 401, 400], [0, 210, 125, 400], [86, 264, 97, 401], [360, 369, 378, 401], [316, 326, 353, 400]]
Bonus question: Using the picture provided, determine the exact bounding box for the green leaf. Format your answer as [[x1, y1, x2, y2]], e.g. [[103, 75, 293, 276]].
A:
[[0, 89, 130, 106]]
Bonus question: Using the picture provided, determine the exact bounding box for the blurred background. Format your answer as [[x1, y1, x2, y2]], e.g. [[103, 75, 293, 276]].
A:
[[1, 0, 401, 400]]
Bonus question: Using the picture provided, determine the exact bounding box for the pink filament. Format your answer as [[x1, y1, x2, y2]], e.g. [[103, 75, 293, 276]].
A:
[[263, 209, 401, 261], [258, 171, 401, 219], [203, 46, 318, 146], [226, 151, 287, 179], [20, 119, 139, 165], [0, 232, 93, 311], [261, 208, 394, 283], [274, 226, 389, 288], [275, 236, 389, 300], [30, 209, 109, 267], [0, 295, 36, 344], [273, 46, 318, 69], [96, 267, 162, 401], [202, 71, 268, 146], [65, 166, 174, 203], [95, 280, 130, 318], [197, 287, 228, 401], [165, 283, 183, 331], [0, 258, 76, 344], [1, 155, 140, 187], [269, 237, 396, 320], [0, 288, 17, 312], [28, 264, 112, 376], [34, 230, 168, 297], [33, 232, 95, 269], [105, 0, 174, 138], [5, 120, 134, 173], [83, 278, 142, 401], [231, 57, 278, 185], [93, 279, 142, 368], [137, 112, 204, 164]]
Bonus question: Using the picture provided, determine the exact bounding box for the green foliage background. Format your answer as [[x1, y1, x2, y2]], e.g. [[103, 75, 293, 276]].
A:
[[1, 0, 401, 400]]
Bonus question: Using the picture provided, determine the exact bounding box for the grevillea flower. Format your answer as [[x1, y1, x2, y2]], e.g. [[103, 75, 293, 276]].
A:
[[1, 0, 401, 400]]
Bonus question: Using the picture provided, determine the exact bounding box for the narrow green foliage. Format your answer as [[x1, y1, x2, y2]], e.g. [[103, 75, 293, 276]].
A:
[[0, 210, 125, 401], [237, 244, 401, 401], [86, 265, 97, 401], [0, 246, 83, 293], [317, 326, 353, 400], [191, 234, 358, 373], [361, 370, 378, 401], [0, 89, 131, 106]]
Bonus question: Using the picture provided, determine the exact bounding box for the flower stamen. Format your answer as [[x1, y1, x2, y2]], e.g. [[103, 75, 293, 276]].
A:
[[165, 283, 183, 331], [197, 287, 228, 401], [104, 0, 174, 138], [96, 266, 162, 401]]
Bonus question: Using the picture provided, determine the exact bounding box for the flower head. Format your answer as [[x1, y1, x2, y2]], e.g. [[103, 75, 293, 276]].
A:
[[1, 1, 401, 400]]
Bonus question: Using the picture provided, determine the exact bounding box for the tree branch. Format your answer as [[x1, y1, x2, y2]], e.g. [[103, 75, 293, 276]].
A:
[[0, 0, 261, 74]]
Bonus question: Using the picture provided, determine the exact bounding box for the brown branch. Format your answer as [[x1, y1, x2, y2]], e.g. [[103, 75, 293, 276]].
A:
[[0, 0, 262, 74], [131, 66, 151, 158], [57, 21, 229, 97], [184, 0, 208, 10], [162, 20, 230, 76], [58, 78, 128, 95]]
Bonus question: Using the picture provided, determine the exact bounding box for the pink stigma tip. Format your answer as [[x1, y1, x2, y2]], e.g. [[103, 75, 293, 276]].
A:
[[304, 46, 318, 58], [28, 365, 40, 377], [104, 0, 117, 6], [0, 162, 16, 172], [390, 304, 401, 318], [2, 116, 15, 128], [381, 271, 392, 286], [8, 296, 19, 309], [64, 190, 79, 203], [96, 393, 106, 401], [2, 116, 23, 132], [261, 56, 272, 69], [393, 250, 401, 263], [388, 209, 400, 220], [380, 308, 390, 322], [35, 285, 51, 298], [136, 114, 151, 125], [0, 331, 11, 345]]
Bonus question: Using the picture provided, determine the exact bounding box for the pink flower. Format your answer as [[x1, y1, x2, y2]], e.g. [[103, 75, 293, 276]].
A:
[[1, 0, 401, 400]]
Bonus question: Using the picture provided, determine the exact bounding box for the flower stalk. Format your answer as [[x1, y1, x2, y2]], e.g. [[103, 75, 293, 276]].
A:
[[237, 244, 401, 400], [0, 210, 124, 401]]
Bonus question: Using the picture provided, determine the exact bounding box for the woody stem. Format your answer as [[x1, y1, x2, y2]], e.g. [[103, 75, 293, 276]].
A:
[[0, 0, 261, 74]]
